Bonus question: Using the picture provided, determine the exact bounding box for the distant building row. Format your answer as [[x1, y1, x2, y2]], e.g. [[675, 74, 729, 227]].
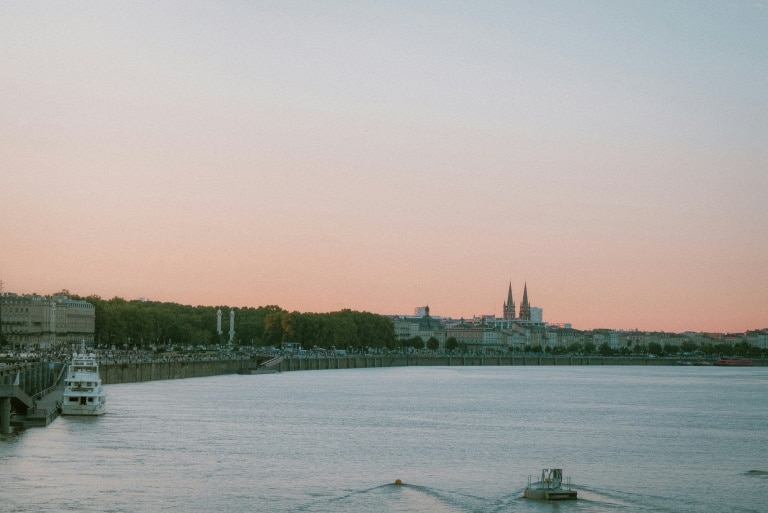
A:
[[391, 283, 767, 353], [0, 293, 95, 350]]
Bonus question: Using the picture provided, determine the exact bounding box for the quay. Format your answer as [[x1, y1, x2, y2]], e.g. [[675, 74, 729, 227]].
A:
[[265, 354, 766, 371], [0, 362, 65, 435], [2, 354, 764, 434]]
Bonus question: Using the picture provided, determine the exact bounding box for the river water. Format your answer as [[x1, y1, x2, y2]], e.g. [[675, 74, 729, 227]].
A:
[[2, 366, 766, 512]]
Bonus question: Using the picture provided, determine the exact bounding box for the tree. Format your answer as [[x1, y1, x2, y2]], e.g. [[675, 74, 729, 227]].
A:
[[583, 342, 596, 355], [445, 337, 458, 353], [680, 340, 698, 354], [598, 342, 613, 356], [426, 336, 439, 352], [647, 342, 663, 356], [410, 336, 424, 351], [73, 296, 392, 353], [264, 313, 285, 346]]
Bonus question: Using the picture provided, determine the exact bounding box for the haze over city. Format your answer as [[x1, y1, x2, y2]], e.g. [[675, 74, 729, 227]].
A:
[[2, 2, 766, 334]]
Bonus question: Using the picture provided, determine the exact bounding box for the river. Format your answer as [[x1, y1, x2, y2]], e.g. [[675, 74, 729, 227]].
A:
[[2, 366, 766, 512]]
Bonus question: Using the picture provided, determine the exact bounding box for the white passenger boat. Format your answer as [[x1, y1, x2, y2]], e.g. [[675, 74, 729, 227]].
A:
[[523, 468, 577, 500], [61, 344, 106, 416]]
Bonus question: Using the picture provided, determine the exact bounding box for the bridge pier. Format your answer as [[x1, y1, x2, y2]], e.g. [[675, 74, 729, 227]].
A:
[[1, 397, 10, 435]]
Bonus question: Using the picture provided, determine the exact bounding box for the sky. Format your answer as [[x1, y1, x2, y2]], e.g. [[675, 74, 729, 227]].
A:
[[2, 1, 767, 333]]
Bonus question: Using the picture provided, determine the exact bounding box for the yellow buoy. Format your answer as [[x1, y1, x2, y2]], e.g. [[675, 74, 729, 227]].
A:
[[394, 479, 403, 486]]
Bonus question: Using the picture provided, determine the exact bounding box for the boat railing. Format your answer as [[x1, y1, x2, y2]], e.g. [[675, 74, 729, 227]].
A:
[[526, 470, 572, 490]]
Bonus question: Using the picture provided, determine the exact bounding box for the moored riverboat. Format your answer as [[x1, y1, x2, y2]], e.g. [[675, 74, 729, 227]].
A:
[[61, 344, 106, 415]]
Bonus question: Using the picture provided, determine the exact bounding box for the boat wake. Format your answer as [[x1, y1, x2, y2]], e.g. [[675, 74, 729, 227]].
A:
[[294, 481, 489, 513], [294, 478, 760, 513]]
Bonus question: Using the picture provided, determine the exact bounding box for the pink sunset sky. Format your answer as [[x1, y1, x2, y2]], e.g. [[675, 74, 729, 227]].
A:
[[2, 2, 767, 333]]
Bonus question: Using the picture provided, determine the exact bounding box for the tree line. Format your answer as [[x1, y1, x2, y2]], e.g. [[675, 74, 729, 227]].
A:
[[524, 339, 763, 358], [76, 295, 395, 351]]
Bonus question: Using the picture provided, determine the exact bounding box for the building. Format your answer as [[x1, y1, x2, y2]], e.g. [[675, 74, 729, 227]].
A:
[[0, 293, 95, 350], [446, 319, 504, 354], [503, 283, 516, 320], [391, 306, 446, 349], [519, 282, 531, 321], [503, 282, 543, 324]]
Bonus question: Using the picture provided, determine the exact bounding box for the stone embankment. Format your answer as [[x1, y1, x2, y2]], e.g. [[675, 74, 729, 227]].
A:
[[100, 355, 766, 383], [99, 355, 681, 383], [5, 355, 765, 393], [100, 359, 251, 384], [274, 355, 684, 371]]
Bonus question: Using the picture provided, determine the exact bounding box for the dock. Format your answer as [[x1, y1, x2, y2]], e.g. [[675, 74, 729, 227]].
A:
[[19, 379, 64, 428], [1, 363, 65, 434]]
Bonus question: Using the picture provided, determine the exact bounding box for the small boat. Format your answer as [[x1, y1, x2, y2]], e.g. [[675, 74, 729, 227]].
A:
[[716, 358, 753, 367], [61, 343, 106, 416], [523, 468, 577, 500]]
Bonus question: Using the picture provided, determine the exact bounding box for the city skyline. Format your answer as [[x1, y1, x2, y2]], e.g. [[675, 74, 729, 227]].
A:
[[2, 282, 764, 336], [2, 3, 767, 334]]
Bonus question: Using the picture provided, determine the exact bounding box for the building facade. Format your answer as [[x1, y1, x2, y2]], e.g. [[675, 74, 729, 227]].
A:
[[0, 293, 95, 350], [391, 306, 446, 349]]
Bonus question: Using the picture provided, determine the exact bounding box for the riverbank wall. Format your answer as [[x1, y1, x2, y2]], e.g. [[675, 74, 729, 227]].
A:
[[100, 359, 251, 385], [276, 355, 686, 372], [97, 355, 766, 385]]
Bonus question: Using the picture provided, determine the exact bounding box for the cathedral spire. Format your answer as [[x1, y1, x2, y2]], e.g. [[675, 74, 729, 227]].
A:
[[519, 282, 531, 321], [503, 282, 516, 320]]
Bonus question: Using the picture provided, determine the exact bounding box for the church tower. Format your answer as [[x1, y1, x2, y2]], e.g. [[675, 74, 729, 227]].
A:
[[503, 282, 516, 320], [519, 282, 531, 321]]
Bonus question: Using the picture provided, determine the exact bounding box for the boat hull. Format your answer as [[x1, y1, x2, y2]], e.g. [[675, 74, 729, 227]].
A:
[[524, 488, 577, 500], [61, 402, 106, 416]]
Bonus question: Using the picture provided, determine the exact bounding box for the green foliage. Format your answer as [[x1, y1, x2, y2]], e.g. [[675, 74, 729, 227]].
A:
[[598, 342, 614, 356], [71, 296, 396, 351], [262, 309, 395, 350], [445, 337, 458, 353], [409, 336, 425, 350], [680, 340, 699, 353], [664, 343, 680, 356], [647, 342, 663, 355], [76, 295, 286, 348]]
